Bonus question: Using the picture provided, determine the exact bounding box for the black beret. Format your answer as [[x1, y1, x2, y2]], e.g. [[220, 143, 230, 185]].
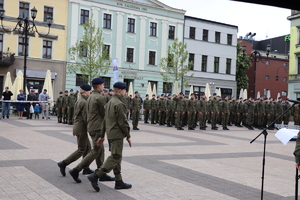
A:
[[168, 94, 172, 97], [145, 94, 149, 97], [92, 78, 104, 84], [109, 89, 113, 92], [152, 94, 156, 96], [80, 84, 91, 91], [278, 97, 282, 99], [161, 94, 164, 96], [179, 92, 184, 95], [239, 97, 243, 99], [201, 93, 205, 96], [135, 91, 139, 94], [70, 89, 73, 92], [113, 82, 127, 89], [269, 97, 273, 100], [65, 90, 68, 93], [264, 98, 268, 100], [190, 93, 194, 96], [213, 93, 217, 95], [59, 91, 63, 94]]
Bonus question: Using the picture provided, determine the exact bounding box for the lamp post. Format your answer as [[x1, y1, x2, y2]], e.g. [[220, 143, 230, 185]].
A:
[[0, 7, 52, 95], [275, 63, 288, 81], [242, 44, 271, 98]]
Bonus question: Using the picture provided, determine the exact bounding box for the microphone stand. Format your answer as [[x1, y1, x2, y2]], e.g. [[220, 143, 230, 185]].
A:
[[250, 102, 296, 200]]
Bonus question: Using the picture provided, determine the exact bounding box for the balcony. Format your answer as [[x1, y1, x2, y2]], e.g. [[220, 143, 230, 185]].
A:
[[0, 51, 15, 66]]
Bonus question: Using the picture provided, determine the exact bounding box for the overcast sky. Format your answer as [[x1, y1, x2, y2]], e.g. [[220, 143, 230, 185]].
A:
[[159, 0, 291, 40]]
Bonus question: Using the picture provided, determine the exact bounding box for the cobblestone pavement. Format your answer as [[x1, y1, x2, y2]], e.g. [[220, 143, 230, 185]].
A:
[[0, 116, 298, 199]]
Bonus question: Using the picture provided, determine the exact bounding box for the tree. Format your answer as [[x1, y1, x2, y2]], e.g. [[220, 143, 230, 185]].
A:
[[68, 18, 110, 84], [236, 42, 251, 97], [160, 38, 193, 89]]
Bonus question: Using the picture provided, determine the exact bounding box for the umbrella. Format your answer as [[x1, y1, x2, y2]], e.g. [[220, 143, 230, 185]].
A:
[[188, 85, 194, 99], [267, 90, 271, 99], [3, 72, 13, 92], [128, 82, 133, 96], [243, 89, 247, 100], [205, 83, 210, 98], [218, 88, 221, 97], [239, 88, 244, 99], [152, 83, 157, 96], [12, 71, 25, 100], [173, 81, 180, 95], [277, 93, 280, 100], [42, 70, 54, 108], [287, 91, 290, 99], [146, 82, 152, 97], [257, 91, 260, 99]]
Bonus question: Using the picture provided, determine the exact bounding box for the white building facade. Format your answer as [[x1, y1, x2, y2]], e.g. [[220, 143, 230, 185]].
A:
[[184, 16, 238, 97]]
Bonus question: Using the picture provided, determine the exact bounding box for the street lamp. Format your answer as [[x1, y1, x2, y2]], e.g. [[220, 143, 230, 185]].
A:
[[0, 7, 53, 95], [275, 63, 288, 81], [242, 44, 271, 97]]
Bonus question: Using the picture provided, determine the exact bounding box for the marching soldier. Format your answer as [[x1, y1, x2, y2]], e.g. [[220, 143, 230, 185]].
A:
[[62, 90, 69, 124], [57, 84, 93, 177], [221, 96, 230, 130], [229, 97, 236, 126], [187, 93, 196, 130], [68, 89, 76, 125], [56, 91, 64, 123], [143, 94, 150, 124], [132, 91, 141, 130], [124, 92, 131, 120], [173, 92, 185, 130], [183, 96, 189, 127], [235, 98, 243, 127]]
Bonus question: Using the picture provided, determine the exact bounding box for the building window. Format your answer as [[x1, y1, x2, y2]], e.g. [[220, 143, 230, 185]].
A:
[[80, 9, 89, 24], [19, 2, 29, 18], [265, 75, 269, 80], [226, 58, 231, 74], [189, 27, 195, 39], [76, 74, 88, 86], [169, 25, 175, 39], [103, 13, 112, 29], [201, 55, 207, 72], [189, 53, 195, 70], [126, 48, 134, 62], [18, 37, 27, 56], [227, 34, 232, 45], [283, 77, 287, 82], [43, 40, 52, 59], [103, 44, 110, 57], [264, 89, 269, 96], [150, 22, 157, 36], [163, 82, 172, 94], [214, 57, 219, 73], [149, 51, 156, 65], [80, 41, 87, 57], [127, 18, 135, 33], [215, 31, 220, 43], [44, 6, 53, 23], [202, 29, 208, 41], [102, 77, 111, 89], [282, 91, 287, 96], [0, 0, 4, 9]]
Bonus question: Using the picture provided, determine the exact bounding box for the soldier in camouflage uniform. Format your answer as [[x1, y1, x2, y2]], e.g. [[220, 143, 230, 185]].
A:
[[199, 93, 207, 130], [150, 94, 157, 124], [56, 91, 64, 123], [283, 100, 291, 125], [187, 93, 196, 130], [275, 97, 283, 126], [124, 92, 131, 120], [132, 91, 141, 130], [210, 93, 219, 130], [62, 90, 69, 124], [229, 97, 236, 126], [173, 92, 185, 130], [235, 98, 243, 127], [294, 104, 300, 125], [207, 96, 212, 124], [242, 99, 248, 127], [158, 94, 166, 125], [266, 97, 274, 130], [166, 94, 173, 127], [257, 96, 265, 129], [68, 89, 77, 125], [221, 96, 230, 130], [246, 97, 255, 130], [143, 94, 150, 124]]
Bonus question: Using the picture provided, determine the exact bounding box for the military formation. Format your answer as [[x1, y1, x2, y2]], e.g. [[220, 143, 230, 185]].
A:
[[56, 89, 78, 125]]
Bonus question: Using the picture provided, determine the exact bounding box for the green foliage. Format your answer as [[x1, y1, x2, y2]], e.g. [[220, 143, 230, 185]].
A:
[[67, 18, 110, 84], [236, 42, 251, 96], [160, 38, 193, 89]]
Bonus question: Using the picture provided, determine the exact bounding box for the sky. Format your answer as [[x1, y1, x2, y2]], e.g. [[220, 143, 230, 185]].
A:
[[159, 0, 291, 40]]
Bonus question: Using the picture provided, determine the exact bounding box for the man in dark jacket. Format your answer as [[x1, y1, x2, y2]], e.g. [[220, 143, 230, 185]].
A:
[[26, 89, 37, 119]]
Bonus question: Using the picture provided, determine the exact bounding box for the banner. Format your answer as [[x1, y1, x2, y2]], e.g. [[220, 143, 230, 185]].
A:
[[112, 58, 118, 83]]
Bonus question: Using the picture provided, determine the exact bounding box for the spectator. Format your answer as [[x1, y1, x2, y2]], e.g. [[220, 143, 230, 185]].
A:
[[17, 89, 26, 119], [1, 86, 13, 119], [26, 89, 37, 119], [34, 104, 41, 119], [38, 89, 51, 119]]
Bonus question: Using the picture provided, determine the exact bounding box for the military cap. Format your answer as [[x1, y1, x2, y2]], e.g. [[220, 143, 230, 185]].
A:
[[239, 97, 243, 99], [135, 91, 139, 94], [217, 95, 220, 97], [168, 94, 172, 97], [213, 93, 217, 95], [80, 84, 91, 91], [59, 91, 63, 94], [92, 77, 104, 84], [179, 92, 184, 95], [109, 89, 113, 92], [269, 97, 273, 100], [152, 94, 156, 96], [190, 93, 194, 96], [145, 94, 149, 97], [201, 93, 205, 96], [113, 82, 127, 89], [264, 97, 268, 100], [224, 95, 228, 98], [161, 94, 164, 97], [64, 90, 68, 93], [278, 97, 282, 99], [70, 89, 73, 92]]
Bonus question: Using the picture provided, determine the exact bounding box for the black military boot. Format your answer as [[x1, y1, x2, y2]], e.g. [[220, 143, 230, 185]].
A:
[[114, 180, 132, 190], [188, 127, 195, 130], [99, 174, 115, 181], [63, 120, 68, 124], [223, 127, 229, 130], [57, 161, 67, 176], [82, 168, 94, 175], [69, 168, 81, 183], [87, 173, 100, 192]]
